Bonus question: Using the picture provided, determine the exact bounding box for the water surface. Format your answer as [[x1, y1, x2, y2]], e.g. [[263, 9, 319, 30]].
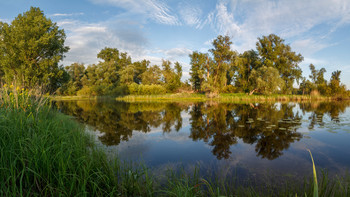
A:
[[55, 100, 350, 186]]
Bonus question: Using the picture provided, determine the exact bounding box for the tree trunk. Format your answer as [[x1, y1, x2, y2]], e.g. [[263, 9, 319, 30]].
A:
[[249, 89, 257, 95]]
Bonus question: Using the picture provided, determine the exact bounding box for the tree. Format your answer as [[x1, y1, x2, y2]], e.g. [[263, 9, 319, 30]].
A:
[[141, 65, 162, 85], [256, 34, 303, 94], [119, 64, 136, 85], [189, 51, 208, 91], [161, 60, 182, 92], [189, 35, 236, 93], [0, 7, 69, 92], [61, 63, 85, 95], [133, 60, 149, 84], [249, 66, 284, 95], [309, 64, 326, 86], [209, 35, 236, 90], [329, 70, 346, 96], [233, 50, 261, 92]]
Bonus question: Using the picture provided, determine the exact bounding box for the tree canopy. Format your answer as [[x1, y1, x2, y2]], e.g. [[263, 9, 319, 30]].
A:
[[0, 7, 69, 92]]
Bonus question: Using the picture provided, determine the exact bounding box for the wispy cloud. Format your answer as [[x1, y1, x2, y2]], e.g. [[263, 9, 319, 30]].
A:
[[291, 38, 332, 56], [178, 2, 203, 28], [208, 0, 350, 54], [50, 13, 84, 17], [90, 0, 180, 25]]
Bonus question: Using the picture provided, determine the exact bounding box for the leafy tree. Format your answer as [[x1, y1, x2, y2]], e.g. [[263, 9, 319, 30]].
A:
[[133, 60, 149, 84], [0, 7, 69, 92], [189, 51, 209, 92], [209, 35, 236, 90], [60, 63, 85, 95], [249, 66, 284, 95], [233, 50, 261, 92], [161, 60, 182, 92], [329, 70, 346, 96], [298, 77, 314, 95], [189, 35, 236, 93], [141, 65, 162, 85], [119, 64, 136, 85], [309, 64, 326, 85], [256, 34, 303, 94]]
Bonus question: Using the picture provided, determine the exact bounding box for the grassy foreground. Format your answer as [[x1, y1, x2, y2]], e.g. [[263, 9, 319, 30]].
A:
[[1, 87, 350, 196]]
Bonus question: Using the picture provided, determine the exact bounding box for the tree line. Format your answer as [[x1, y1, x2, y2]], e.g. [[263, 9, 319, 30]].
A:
[[0, 7, 348, 97]]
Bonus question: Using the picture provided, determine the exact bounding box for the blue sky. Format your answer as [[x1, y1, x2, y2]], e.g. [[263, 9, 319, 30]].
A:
[[1, 0, 350, 88]]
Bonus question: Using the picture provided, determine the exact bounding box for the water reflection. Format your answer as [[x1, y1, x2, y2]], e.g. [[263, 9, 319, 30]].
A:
[[55, 100, 350, 160]]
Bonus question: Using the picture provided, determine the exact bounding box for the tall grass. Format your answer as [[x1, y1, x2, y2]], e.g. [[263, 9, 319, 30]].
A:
[[1, 85, 350, 196], [0, 85, 153, 196], [116, 93, 334, 103]]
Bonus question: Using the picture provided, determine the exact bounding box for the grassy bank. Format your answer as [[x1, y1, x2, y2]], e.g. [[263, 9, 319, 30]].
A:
[[1, 87, 350, 196], [116, 93, 335, 102]]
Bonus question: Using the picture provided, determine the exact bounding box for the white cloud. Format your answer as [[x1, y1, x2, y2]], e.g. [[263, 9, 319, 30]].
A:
[[59, 19, 148, 66], [291, 39, 331, 56], [90, 0, 180, 25], [50, 13, 84, 17], [208, 0, 350, 54], [178, 2, 203, 28], [165, 48, 192, 60]]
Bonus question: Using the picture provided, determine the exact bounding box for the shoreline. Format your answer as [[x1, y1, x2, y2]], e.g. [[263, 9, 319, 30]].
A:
[[50, 93, 348, 102]]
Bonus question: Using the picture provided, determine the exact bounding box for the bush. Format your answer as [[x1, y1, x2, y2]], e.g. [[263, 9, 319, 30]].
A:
[[221, 85, 236, 93], [310, 90, 320, 97]]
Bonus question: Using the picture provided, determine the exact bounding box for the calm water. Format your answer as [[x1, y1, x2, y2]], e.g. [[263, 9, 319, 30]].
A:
[[55, 100, 350, 186]]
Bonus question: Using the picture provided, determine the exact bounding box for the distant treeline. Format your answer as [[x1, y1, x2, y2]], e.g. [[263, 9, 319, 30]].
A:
[[0, 7, 348, 97]]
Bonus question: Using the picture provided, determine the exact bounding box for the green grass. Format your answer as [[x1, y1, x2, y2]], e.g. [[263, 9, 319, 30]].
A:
[[116, 93, 334, 103], [1, 86, 350, 196]]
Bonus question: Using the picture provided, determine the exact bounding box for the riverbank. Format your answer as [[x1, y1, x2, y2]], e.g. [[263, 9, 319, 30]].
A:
[[116, 93, 337, 102], [2, 89, 350, 196], [52, 93, 339, 102]]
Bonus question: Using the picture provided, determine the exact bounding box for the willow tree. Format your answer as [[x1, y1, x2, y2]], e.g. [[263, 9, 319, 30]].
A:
[[0, 7, 69, 92], [256, 34, 303, 94]]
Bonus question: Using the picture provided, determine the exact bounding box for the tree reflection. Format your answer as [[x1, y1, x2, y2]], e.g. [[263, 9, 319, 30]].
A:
[[55, 100, 350, 160]]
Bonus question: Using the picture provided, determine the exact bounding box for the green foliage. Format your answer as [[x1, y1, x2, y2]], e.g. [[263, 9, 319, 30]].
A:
[[127, 83, 166, 95], [256, 34, 303, 94], [233, 50, 261, 93], [249, 66, 285, 95], [141, 65, 162, 85], [189, 51, 208, 92], [0, 7, 69, 92], [161, 60, 182, 92]]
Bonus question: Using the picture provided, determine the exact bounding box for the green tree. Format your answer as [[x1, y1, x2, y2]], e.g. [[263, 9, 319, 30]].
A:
[[0, 7, 69, 92], [133, 60, 149, 84], [233, 50, 261, 92], [256, 34, 303, 94], [209, 35, 236, 90], [141, 65, 162, 85], [189, 51, 209, 92], [309, 64, 326, 86], [249, 66, 284, 95], [329, 70, 346, 96], [119, 64, 136, 85], [161, 60, 182, 92], [60, 63, 85, 95]]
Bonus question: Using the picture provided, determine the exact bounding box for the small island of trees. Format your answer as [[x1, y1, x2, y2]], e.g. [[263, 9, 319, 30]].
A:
[[0, 7, 349, 98]]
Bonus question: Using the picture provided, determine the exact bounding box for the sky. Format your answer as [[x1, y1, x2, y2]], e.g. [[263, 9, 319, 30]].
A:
[[1, 0, 350, 88]]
